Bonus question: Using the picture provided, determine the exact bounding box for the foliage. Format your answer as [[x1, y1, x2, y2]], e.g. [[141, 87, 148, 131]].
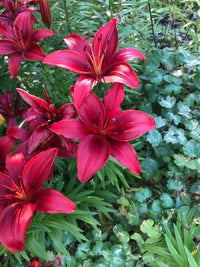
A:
[[0, 0, 200, 266]]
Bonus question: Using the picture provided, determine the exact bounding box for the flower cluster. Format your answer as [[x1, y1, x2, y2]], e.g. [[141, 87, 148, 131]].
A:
[[0, 6, 156, 258], [0, 0, 54, 77]]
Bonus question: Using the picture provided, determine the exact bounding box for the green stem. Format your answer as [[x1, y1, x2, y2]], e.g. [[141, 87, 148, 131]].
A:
[[147, 0, 157, 47], [3, 252, 10, 267], [63, 0, 71, 34]]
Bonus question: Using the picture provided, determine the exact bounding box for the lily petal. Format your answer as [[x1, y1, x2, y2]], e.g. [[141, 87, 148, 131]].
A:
[[110, 140, 141, 175], [103, 83, 124, 118], [23, 42, 46, 61], [17, 88, 49, 112], [113, 47, 146, 63], [28, 125, 51, 154], [22, 148, 58, 194], [8, 53, 22, 78], [14, 11, 33, 43], [34, 188, 76, 213], [92, 18, 118, 61], [50, 119, 89, 140], [72, 75, 97, 108], [0, 172, 13, 210], [0, 39, 16, 54], [57, 103, 76, 120], [103, 63, 140, 88], [64, 33, 92, 56], [7, 126, 30, 142], [77, 134, 111, 182], [43, 50, 92, 74], [107, 110, 156, 141], [0, 23, 14, 38], [6, 153, 25, 185], [0, 202, 35, 252], [78, 92, 106, 130], [32, 28, 55, 42], [0, 135, 15, 164]]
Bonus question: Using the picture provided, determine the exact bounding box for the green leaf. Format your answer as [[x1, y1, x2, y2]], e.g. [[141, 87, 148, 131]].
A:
[[184, 246, 199, 267], [184, 140, 200, 158], [163, 84, 181, 95], [140, 220, 162, 239], [158, 96, 176, 108], [146, 129, 162, 146], [141, 158, 159, 181], [26, 238, 47, 260], [164, 126, 187, 145], [160, 193, 174, 208], [165, 236, 185, 266], [177, 102, 192, 118]]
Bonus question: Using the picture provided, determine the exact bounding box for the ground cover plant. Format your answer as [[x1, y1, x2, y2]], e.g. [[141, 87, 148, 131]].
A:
[[0, 0, 199, 266]]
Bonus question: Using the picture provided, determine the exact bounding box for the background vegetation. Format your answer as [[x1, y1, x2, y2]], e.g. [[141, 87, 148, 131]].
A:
[[0, 0, 199, 266]]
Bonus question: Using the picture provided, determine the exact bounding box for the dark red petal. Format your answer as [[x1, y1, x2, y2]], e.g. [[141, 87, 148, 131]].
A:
[[107, 110, 156, 141], [57, 139, 77, 158], [0, 23, 14, 39], [113, 47, 146, 63], [0, 40, 16, 54], [6, 153, 25, 185], [8, 53, 22, 78], [72, 75, 97, 108], [50, 119, 90, 140], [92, 18, 118, 61], [28, 126, 51, 154], [0, 172, 13, 210], [77, 134, 111, 182], [78, 93, 106, 130], [0, 135, 15, 164], [103, 83, 124, 118], [0, 202, 35, 252], [17, 88, 49, 112], [34, 188, 76, 213], [22, 148, 58, 194], [57, 103, 76, 120], [14, 11, 33, 43], [32, 28, 55, 42], [110, 140, 141, 174], [103, 63, 139, 88], [43, 50, 92, 74], [64, 33, 92, 56], [7, 126, 30, 142], [23, 42, 45, 61]]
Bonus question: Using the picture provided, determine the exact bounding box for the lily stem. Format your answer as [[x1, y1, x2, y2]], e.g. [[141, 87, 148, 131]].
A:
[[63, 0, 71, 34]]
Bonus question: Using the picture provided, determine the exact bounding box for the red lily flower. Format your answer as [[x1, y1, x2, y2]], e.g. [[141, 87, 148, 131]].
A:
[[27, 253, 62, 267], [0, 91, 26, 127], [0, 10, 55, 77], [50, 83, 156, 182], [0, 148, 76, 252], [17, 87, 77, 157], [0, 0, 38, 25], [43, 18, 146, 107]]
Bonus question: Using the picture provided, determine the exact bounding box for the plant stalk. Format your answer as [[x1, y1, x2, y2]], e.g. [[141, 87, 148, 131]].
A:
[[63, 0, 71, 34], [147, 0, 157, 47]]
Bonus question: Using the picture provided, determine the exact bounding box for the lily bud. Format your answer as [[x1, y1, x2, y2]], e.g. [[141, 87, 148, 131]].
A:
[[40, 0, 51, 28]]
